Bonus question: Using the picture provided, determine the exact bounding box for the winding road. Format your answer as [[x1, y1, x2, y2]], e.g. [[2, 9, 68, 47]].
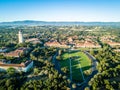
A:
[[52, 50, 63, 74], [52, 49, 98, 90], [77, 51, 98, 90]]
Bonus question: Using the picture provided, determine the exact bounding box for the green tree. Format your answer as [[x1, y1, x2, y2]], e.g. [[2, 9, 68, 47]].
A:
[[7, 67, 16, 76], [33, 68, 39, 75]]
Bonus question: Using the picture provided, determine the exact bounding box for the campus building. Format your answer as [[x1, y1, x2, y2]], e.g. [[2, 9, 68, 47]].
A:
[[0, 60, 33, 72], [4, 47, 29, 57]]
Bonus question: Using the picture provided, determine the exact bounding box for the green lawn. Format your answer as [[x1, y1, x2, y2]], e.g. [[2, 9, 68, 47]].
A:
[[60, 53, 70, 70], [71, 58, 83, 82], [60, 50, 91, 82]]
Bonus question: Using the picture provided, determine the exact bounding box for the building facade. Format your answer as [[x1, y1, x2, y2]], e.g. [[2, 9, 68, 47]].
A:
[[0, 60, 33, 72]]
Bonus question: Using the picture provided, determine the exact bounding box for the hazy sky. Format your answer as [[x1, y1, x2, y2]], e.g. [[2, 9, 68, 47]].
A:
[[0, 0, 120, 22]]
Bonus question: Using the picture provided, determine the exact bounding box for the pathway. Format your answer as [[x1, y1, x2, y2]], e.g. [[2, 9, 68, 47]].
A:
[[78, 61, 85, 81], [52, 50, 63, 74], [78, 51, 98, 90]]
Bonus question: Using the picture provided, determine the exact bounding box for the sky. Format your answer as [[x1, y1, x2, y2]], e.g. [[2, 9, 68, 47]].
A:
[[0, 0, 120, 22]]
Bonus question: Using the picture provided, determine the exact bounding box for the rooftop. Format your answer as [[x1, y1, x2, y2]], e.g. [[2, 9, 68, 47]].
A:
[[0, 60, 32, 67]]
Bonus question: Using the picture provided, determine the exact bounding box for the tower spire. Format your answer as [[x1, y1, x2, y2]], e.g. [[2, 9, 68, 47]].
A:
[[18, 30, 24, 43]]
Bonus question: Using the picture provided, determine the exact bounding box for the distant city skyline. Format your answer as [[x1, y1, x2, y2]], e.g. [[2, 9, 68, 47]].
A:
[[0, 0, 120, 22]]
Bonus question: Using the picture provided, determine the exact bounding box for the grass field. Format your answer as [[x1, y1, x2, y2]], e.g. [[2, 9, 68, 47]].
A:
[[60, 50, 91, 82]]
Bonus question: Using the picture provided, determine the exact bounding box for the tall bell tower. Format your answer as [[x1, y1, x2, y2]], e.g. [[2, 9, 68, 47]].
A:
[[18, 30, 24, 43]]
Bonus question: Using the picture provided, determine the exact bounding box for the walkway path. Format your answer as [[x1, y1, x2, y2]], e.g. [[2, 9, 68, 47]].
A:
[[78, 51, 98, 90], [78, 60, 85, 81], [84, 51, 98, 72], [52, 51, 63, 74]]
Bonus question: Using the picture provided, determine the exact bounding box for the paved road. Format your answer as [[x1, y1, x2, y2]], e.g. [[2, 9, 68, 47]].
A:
[[52, 50, 63, 74], [52, 49, 98, 90], [84, 51, 98, 72], [52, 50, 72, 89], [26, 50, 63, 82], [77, 51, 98, 90]]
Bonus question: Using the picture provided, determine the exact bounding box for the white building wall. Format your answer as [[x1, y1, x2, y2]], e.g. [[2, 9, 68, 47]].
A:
[[0, 61, 33, 72], [0, 48, 7, 53], [22, 61, 33, 72]]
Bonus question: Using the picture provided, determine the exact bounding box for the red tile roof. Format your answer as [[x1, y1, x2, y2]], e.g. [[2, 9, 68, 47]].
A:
[[106, 42, 120, 46], [0, 60, 32, 67], [4, 47, 27, 57]]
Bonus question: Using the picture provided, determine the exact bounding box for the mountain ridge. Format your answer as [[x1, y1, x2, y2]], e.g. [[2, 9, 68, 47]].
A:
[[0, 20, 120, 26]]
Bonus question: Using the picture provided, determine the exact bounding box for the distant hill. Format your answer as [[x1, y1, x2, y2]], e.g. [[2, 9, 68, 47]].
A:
[[0, 20, 120, 26]]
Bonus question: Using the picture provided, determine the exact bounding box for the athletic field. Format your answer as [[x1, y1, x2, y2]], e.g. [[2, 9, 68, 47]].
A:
[[60, 50, 91, 83]]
